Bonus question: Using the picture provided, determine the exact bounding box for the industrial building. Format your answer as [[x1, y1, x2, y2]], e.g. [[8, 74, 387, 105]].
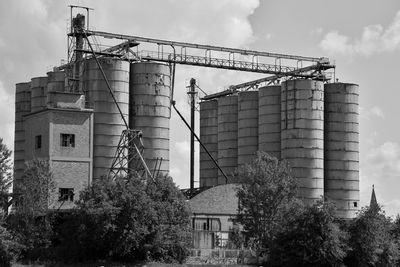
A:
[[13, 8, 359, 219], [199, 81, 359, 218]]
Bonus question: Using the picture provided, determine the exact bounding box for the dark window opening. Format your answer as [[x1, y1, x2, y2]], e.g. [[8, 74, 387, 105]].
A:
[[60, 134, 75, 147], [59, 188, 74, 202], [353, 202, 358, 207], [35, 135, 42, 149]]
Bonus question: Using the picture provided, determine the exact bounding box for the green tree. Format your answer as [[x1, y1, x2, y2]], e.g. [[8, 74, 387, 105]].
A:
[[7, 159, 55, 261], [268, 201, 348, 267], [55, 173, 191, 263], [0, 138, 12, 213], [345, 205, 400, 267], [236, 152, 298, 251], [0, 211, 23, 267]]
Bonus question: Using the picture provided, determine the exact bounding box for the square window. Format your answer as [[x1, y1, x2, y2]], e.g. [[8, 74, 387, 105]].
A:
[[60, 134, 75, 147], [59, 188, 74, 202], [35, 135, 42, 149], [353, 202, 358, 208]]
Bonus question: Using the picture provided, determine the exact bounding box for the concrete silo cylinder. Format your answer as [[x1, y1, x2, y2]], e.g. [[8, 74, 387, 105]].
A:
[[258, 85, 281, 159], [199, 99, 218, 187], [324, 83, 359, 219], [281, 79, 324, 204], [217, 95, 238, 184], [238, 91, 259, 166], [129, 62, 171, 176], [83, 57, 130, 179]]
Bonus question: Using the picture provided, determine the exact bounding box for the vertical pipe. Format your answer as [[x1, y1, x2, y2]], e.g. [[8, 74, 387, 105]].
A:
[[190, 78, 196, 190]]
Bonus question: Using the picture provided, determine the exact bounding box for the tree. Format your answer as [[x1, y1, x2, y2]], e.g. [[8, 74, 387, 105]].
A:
[[7, 159, 55, 261], [55, 173, 191, 263], [0, 138, 12, 213], [345, 205, 400, 267], [0, 211, 23, 267], [268, 201, 348, 267], [235, 152, 298, 251]]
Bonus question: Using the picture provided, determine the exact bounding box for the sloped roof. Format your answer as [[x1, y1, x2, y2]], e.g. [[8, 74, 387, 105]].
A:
[[189, 183, 239, 215]]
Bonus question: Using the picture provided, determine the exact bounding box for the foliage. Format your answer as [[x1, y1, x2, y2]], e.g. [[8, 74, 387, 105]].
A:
[[235, 152, 298, 251], [7, 159, 55, 261], [0, 212, 23, 267], [54, 173, 191, 263], [345, 205, 400, 267], [0, 138, 12, 213], [268, 201, 348, 267]]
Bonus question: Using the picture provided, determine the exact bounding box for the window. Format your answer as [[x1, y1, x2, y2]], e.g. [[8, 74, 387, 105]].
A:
[[60, 134, 75, 147], [353, 201, 358, 208], [35, 135, 42, 149], [59, 188, 74, 202]]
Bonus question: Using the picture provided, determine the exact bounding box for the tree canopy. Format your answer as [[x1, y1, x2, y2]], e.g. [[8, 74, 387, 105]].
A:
[[55, 173, 191, 263], [0, 138, 12, 213], [235, 152, 298, 251], [269, 201, 348, 267]]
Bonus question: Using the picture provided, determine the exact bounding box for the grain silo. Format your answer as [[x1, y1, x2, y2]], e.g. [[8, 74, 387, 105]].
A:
[[14, 82, 31, 183], [129, 62, 171, 175], [217, 94, 238, 184], [199, 99, 218, 187], [238, 91, 259, 166], [47, 70, 65, 93], [30, 77, 48, 112], [324, 83, 359, 218], [258, 85, 281, 159], [281, 79, 324, 203], [83, 57, 130, 179]]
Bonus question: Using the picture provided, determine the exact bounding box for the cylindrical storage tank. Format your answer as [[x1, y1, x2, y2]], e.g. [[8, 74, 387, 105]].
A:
[[199, 100, 218, 187], [258, 85, 281, 159], [30, 77, 48, 112], [324, 83, 359, 219], [238, 91, 258, 166], [218, 95, 238, 184], [46, 70, 65, 106], [82, 58, 130, 179], [14, 82, 31, 185], [47, 71, 65, 93], [281, 79, 324, 204], [129, 62, 171, 175]]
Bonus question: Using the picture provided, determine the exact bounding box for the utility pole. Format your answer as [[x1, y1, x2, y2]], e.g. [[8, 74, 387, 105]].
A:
[[188, 78, 197, 190]]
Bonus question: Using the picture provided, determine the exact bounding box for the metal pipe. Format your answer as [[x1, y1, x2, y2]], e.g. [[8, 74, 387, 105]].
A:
[[172, 101, 229, 184], [189, 78, 196, 190]]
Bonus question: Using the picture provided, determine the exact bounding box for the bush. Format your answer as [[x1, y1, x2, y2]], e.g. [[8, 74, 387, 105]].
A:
[[54, 173, 191, 263], [268, 201, 348, 267]]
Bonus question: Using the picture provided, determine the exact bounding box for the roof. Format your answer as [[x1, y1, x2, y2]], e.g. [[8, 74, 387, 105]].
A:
[[188, 183, 239, 215]]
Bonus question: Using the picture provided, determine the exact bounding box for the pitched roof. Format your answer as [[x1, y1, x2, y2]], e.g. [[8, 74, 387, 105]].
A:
[[188, 183, 239, 215], [370, 184, 378, 210]]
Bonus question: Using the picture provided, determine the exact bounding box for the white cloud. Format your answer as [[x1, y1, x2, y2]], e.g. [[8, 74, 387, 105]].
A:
[[175, 141, 190, 156], [310, 27, 323, 36], [320, 10, 400, 56], [360, 106, 385, 120]]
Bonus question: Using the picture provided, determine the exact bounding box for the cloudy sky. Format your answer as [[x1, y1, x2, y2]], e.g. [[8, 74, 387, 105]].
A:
[[1, 0, 399, 216]]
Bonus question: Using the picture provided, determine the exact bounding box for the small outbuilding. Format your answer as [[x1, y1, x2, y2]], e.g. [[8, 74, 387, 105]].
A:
[[188, 183, 240, 249]]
